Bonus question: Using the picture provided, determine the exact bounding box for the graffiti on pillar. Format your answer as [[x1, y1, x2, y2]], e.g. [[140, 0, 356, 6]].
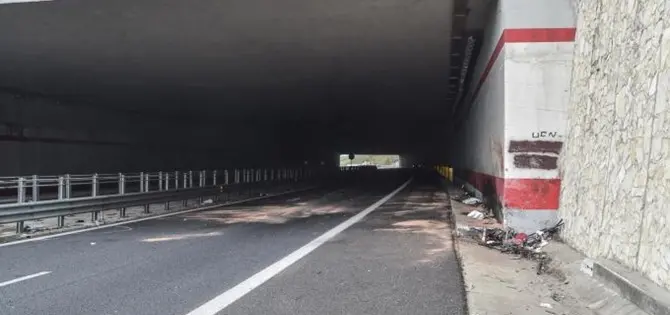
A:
[[508, 140, 563, 154], [508, 140, 563, 170], [531, 131, 559, 139]]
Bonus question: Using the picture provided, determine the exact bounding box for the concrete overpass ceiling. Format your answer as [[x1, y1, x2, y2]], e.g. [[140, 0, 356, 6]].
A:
[[0, 0, 453, 119], [0, 0, 499, 158]]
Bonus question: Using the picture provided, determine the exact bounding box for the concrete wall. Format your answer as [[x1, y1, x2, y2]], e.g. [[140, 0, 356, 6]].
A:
[[559, 0, 670, 290], [450, 0, 506, 209], [450, 0, 575, 232], [0, 92, 314, 175]]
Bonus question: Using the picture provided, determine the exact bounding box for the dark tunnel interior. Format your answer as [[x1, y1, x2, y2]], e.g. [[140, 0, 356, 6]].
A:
[[0, 0, 490, 175]]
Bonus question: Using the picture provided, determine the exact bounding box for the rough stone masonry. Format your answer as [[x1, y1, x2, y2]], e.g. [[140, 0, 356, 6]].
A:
[[559, 0, 670, 290]]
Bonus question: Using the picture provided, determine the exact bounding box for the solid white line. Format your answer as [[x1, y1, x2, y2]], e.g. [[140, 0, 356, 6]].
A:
[[0, 187, 316, 249], [0, 0, 52, 4], [184, 178, 413, 315], [0, 271, 51, 288]]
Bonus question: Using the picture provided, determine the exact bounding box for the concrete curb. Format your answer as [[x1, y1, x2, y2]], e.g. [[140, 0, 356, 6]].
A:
[[439, 178, 472, 315], [438, 176, 654, 315], [592, 259, 670, 315]]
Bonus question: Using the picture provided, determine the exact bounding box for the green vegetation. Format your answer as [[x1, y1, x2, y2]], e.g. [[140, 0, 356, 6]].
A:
[[339, 154, 399, 166]]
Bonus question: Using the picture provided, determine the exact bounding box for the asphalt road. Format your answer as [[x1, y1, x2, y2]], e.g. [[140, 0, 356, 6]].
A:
[[0, 171, 465, 315]]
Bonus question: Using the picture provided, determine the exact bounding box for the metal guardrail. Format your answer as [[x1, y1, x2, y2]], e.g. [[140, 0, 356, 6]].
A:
[[0, 167, 321, 233], [0, 186, 218, 225]]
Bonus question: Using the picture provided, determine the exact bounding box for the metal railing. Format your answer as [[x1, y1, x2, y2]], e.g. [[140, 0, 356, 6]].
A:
[[0, 167, 319, 233]]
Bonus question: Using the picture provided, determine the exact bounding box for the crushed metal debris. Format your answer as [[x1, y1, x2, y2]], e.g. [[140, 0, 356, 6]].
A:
[[462, 219, 565, 275], [453, 186, 565, 274]]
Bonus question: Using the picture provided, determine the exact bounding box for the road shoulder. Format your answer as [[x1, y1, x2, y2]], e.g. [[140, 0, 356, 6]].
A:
[[445, 183, 649, 315]]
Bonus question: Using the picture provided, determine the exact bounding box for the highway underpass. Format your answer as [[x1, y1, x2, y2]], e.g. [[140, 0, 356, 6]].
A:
[[2, 0, 670, 313]]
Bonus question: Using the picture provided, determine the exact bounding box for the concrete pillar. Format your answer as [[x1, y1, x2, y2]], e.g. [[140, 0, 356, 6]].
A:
[[451, 0, 576, 232]]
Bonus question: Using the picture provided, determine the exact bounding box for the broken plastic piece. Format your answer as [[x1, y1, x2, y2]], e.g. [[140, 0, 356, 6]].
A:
[[467, 210, 485, 220], [461, 197, 482, 205]]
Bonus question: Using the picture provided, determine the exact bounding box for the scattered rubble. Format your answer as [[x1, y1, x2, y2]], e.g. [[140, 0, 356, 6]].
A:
[[551, 292, 564, 302], [466, 210, 485, 220], [475, 219, 565, 274], [540, 302, 553, 309], [461, 197, 482, 205], [451, 186, 566, 273]]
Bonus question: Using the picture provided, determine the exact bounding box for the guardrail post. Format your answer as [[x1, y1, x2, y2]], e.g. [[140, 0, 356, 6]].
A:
[[142, 172, 150, 213], [212, 170, 217, 186], [158, 171, 163, 191], [92, 174, 100, 222], [65, 174, 72, 199], [144, 173, 150, 192], [140, 172, 145, 193], [182, 172, 188, 206], [174, 171, 179, 189], [57, 176, 66, 227], [164, 172, 171, 210], [189, 170, 193, 188], [224, 170, 229, 185], [198, 170, 205, 204], [16, 177, 26, 233], [119, 173, 127, 217], [32, 175, 39, 202], [17, 176, 25, 204]]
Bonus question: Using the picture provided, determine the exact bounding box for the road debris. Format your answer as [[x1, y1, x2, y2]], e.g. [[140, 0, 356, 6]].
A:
[[466, 210, 485, 220], [461, 197, 482, 205], [471, 220, 565, 274], [540, 302, 553, 309], [201, 198, 214, 205], [551, 292, 564, 302]]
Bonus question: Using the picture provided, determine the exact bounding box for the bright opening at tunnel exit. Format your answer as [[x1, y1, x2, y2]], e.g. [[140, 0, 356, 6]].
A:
[[338, 154, 400, 168]]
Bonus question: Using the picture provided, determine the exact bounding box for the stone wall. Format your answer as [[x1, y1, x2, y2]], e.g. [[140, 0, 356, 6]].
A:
[[559, 0, 670, 290]]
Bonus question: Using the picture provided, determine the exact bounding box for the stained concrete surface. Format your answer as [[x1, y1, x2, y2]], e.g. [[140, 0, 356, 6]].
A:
[[224, 182, 466, 315], [447, 183, 650, 315]]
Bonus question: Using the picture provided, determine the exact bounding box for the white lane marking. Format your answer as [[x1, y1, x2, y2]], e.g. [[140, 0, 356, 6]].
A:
[[185, 178, 413, 315], [0, 187, 316, 248], [0, 0, 52, 4], [0, 271, 51, 288]]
